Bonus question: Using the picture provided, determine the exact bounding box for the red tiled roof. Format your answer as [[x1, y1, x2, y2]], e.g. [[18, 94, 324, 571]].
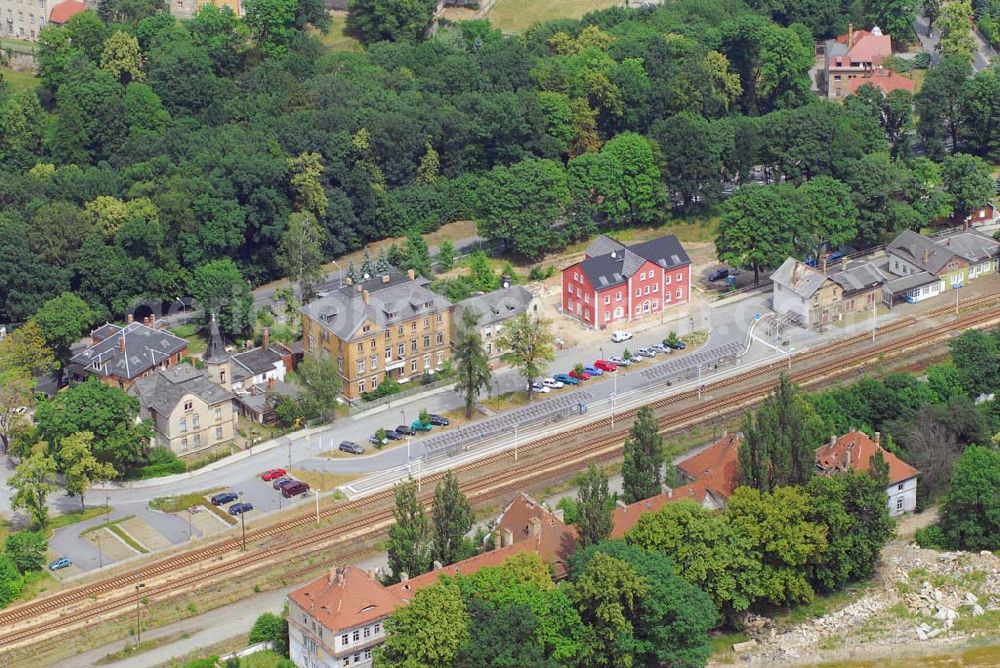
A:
[[846, 70, 915, 96], [48, 0, 87, 24], [390, 540, 536, 600], [676, 432, 742, 499], [815, 431, 919, 485], [848, 33, 892, 64], [610, 481, 711, 539], [495, 493, 577, 577], [288, 565, 403, 632]]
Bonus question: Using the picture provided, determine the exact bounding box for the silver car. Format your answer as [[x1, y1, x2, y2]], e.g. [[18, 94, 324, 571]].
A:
[[651, 343, 672, 354], [636, 347, 656, 357], [609, 356, 630, 366]]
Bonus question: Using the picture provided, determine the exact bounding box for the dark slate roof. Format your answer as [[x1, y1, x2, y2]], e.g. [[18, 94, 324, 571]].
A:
[[935, 230, 1000, 263], [578, 234, 691, 288], [203, 314, 229, 364], [71, 322, 188, 381], [828, 261, 888, 295], [302, 271, 450, 341], [887, 230, 957, 275], [456, 286, 535, 327], [132, 364, 234, 418], [770, 257, 829, 299], [884, 271, 940, 294], [232, 346, 285, 377]]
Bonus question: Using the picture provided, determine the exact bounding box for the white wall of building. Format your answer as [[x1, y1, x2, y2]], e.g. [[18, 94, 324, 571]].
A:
[[887, 476, 918, 516]]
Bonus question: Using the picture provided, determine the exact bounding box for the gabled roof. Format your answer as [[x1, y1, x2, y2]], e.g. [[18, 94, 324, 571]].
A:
[[495, 492, 577, 577], [71, 322, 187, 381], [815, 431, 919, 485], [231, 345, 286, 377], [935, 230, 1000, 264], [131, 364, 235, 418], [48, 0, 87, 24], [456, 286, 535, 328], [676, 432, 742, 500], [846, 70, 915, 95], [576, 234, 690, 289], [887, 230, 958, 275], [302, 271, 450, 342], [610, 482, 717, 539], [771, 257, 831, 299], [585, 235, 626, 258], [828, 261, 888, 295], [289, 566, 403, 633], [629, 235, 691, 271]]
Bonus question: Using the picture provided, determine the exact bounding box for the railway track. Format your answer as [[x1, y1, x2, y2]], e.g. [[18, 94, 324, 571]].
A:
[[2, 295, 998, 652]]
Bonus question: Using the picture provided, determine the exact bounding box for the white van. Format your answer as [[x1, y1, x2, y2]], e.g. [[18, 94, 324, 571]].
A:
[[611, 330, 633, 343]]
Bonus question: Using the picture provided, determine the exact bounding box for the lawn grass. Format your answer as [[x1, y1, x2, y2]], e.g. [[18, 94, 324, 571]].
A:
[[238, 650, 293, 668], [1, 67, 39, 94], [288, 468, 356, 492], [171, 323, 208, 356], [18, 569, 57, 602], [149, 489, 223, 514], [311, 12, 361, 52], [82, 516, 149, 554], [486, 0, 619, 32], [97, 631, 186, 664], [46, 507, 106, 538]]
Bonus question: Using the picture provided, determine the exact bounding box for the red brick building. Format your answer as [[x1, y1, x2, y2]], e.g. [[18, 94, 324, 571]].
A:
[[561, 234, 691, 329]]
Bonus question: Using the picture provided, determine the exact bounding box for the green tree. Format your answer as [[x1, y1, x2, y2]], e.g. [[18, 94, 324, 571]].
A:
[[568, 551, 647, 668], [288, 152, 328, 219], [939, 445, 1000, 551], [191, 258, 254, 338], [726, 486, 827, 606], [34, 378, 151, 472], [716, 184, 797, 285], [456, 598, 555, 668], [59, 431, 118, 509], [100, 31, 145, 85], [377, 579, 469, 668], [650, 113, 723, 207], [30, 292, 95, 365], [739, 373, 825, 492], [497, 314, 555, 399], [0, 372, 34, 455], [0, 554, 24, 608], [278, 211, 325, 303], [416, 142, 439, 185], [452, 310, 492, 419], [8, 450, 58, 527], [960, 68, 1000, 161], [244, 0, 298, 56], [386, 478, 429, 583], [721, 15, 813, 114], [576, 463, 613, 549], [621, 406, 664, 504], [864, 0, 916, 46], [4, 531, 47, 574], [249, 611, 290, 657], [568, 133, 662, 226], [948, 328, 999, 396], [941, 153, 995, 223], [400, 228, 432, 279], [915, 57, 971, 158], [346, 0, 437, 45], [0, 321, 56, 378], [431, 471, 473, 566], [468, 251, 498, 292], [296, 353, 341, 422], [435, 239, 455, 272], [571, 541, 717, 668], [936, 0, 976, 62], [477, 158, 569, 260], [796, 176, 859, 261]]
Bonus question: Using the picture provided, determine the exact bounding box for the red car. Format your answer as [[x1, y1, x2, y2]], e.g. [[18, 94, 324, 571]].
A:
[[569, 369, 591, 381], [261, 468, 287, 481], [594, 360, 618, 372]]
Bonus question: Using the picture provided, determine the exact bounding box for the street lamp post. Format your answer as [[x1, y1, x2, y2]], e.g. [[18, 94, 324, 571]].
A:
[[105, 495, 111, 527], [249, 428, 256, 454], [871, 302, 877, 343], [238, 491, 247, 551], [610, 371, 617, 429], [954, 284, 960, 316], [96, 530, 103, 568], [187, 508, 193, 541], [514, 424, 518, 462], [134, 576, 145, 648], [406, 435, 412, 475], [494, 378, 501, 411], [287, 439, 292, 471]]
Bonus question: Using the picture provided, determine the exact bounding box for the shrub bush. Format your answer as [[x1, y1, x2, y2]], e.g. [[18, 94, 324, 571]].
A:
[[914, 525, 947, 550], [249, 612, 289, 657], [4, 531, 47, 573]]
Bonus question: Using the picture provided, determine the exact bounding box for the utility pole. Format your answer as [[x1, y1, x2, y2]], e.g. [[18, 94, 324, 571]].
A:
[[96, 530, 103, 568], [239, 491, 247, 551], [611, 371, 617, 429], [514, 424, 518, 462], [187, 508, 192, 541], [134, 576, 145, 648]]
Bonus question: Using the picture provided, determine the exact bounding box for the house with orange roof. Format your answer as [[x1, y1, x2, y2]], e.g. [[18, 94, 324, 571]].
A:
[[815, 430, 920, 516], [824, 24, 900, 98], [846, 69, 915, 96], [287, 493, 576, 668], [47, 0, 87, 26]]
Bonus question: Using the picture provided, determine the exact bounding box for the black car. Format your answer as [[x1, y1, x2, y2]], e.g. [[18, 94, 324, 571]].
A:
[[427, 414, 450, 426], [664, 338, 687, 350], [395, 424, 417, 436], [211, 491, 239, 506], [228, 502, 253, 516], [383, 429, 402, 440], [708, 268, 729, 282], [339, 440, 364, 455]]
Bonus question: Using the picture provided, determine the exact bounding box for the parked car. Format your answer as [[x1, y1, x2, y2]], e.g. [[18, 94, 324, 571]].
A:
[[569, 369, 590, 381], [708, 268, 730, 282], [636, 347, 656, 358], [282, 482, 310, 498], [339, 440, 364, 455], [583, 365, 604, 377], [609, 356, 630, 367], [651, 343, 671, 354], [594, 360, 617, 372], [261, 468, 286, 481], [611, 330, 633, 343], [530, 382, 551, 393], [48, 557, 72, 571], [369, 434, 388, 446], [210, 491, 239, 506], [383, 429, 402, 440], [664, 338, 686, 350], [542, 377, 564, 389], [228, 502, 253, 516], [395, 424, 417, 436], [553, 373, 579, 385], [272, 477, 295, 490], [427, 414, 450, 426], [411, 420, 433, 432]]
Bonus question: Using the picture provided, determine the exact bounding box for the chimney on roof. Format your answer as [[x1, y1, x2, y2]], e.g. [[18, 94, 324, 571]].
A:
[[362, 290, 370, 305], [432, 560, 443, 571], [528, 517, 542, 537], [382, 274, 390, 283], [846, 450, 852, 467], [493, 526, 502, 552], [501, 527, 513, 548], [830, 434, 836, 447], [667, 487, 673, 498], [792, 262, 800, 286], [355, 283, 363, 293], [848, 22, 854, 48], [407, 269, 415, 281], [262, 327, 270, 350], [329, 566, 345, 586], [615, 500, 627, 511], [688, 487, 694, 496], [874, 431, 881, 447], [822, 257, 828, 274], [345, 277, 353, 286], [267, 376, 275, 391], [923, 248, 930, 265], [400, 572, 409, 582], [118, 335, 126, 353], [127, 313, 133, 325]]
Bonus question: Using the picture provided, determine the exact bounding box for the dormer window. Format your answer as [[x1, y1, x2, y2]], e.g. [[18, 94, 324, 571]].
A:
[[184, 401, 193, 412]]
